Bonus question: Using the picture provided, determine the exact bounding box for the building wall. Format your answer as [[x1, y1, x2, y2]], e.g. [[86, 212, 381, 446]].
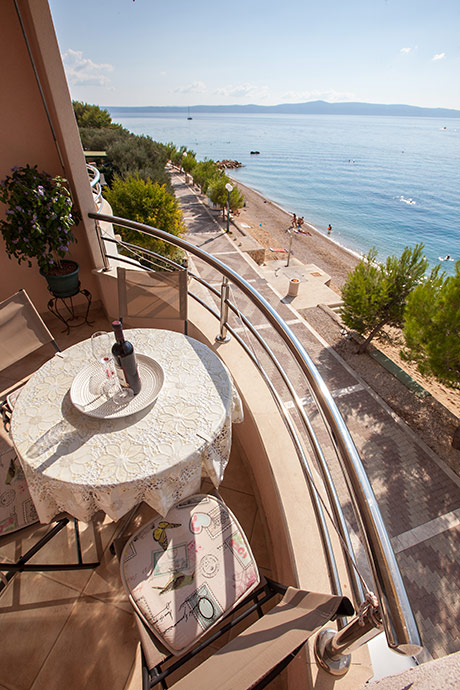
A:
[[0, 0, 103, 312]]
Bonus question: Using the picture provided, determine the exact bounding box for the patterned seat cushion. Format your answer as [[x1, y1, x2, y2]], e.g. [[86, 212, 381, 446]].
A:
[[120, 494, 260, 655], [0, 448, 38, 537]]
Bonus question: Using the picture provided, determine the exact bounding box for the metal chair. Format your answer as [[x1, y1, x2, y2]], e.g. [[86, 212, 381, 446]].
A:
[[117, 266, 188, 334], [117, 494, 353, 689], [0, 289, 99, 594], [0, 289, 60, 430]]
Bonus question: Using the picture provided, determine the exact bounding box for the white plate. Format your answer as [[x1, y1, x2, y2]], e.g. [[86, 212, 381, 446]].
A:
[[70, 354, 164, 419]]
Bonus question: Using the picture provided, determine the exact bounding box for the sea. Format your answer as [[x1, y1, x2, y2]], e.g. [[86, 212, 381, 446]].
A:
[[108, 111, 459, 274]]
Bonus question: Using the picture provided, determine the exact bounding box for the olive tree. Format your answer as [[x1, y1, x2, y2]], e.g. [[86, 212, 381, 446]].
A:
[[181, 152, 197, 179], [340, 244, 428, 353], [192, 160, 220, 195], [207, 177, 244, 221], [170, 145, 187, 171]]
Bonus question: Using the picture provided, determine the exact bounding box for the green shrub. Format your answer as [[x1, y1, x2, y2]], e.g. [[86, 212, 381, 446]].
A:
[[104, 175, 186, 264]]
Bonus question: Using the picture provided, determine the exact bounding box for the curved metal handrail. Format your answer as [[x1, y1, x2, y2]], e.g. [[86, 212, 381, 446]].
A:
[[89, 210, 422, 657], [86, 163, 103, 208]]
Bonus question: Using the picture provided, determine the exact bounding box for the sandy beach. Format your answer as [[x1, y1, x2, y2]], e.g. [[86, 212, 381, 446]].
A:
[[230, 178, 360, 291]]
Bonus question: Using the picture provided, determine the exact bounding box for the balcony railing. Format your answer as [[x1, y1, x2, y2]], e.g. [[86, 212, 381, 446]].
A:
[[89, 209, 422, 672], [86, 163, 103, 209]]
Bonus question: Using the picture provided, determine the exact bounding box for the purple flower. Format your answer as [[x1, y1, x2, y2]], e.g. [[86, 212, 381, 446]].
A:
[[37, 186, 45, 196]]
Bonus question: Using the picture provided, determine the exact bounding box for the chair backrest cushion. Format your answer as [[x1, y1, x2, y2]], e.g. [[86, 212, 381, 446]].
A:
[[0, 289, 56, 371], [0, 448, 38, 536], [120, 494, 260, 655]]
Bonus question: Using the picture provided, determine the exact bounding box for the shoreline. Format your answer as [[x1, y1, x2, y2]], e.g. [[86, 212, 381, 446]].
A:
[[229, 178, 360, 289], [233, 177, 363, 262], [226, 177, 460, 421]]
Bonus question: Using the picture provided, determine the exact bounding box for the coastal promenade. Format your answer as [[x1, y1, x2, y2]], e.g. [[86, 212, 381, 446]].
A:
[[171, 170, 460, 662]]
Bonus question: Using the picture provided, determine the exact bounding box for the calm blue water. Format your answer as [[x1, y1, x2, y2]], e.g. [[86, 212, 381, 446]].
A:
[[108, 112, 459, 273]]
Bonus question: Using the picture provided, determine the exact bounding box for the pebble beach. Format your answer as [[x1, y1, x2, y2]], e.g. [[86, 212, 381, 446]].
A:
[[231, 179, 360, 290]]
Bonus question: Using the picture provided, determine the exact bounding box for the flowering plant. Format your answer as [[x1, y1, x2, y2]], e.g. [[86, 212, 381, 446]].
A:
[[0, 164, 79, 274]]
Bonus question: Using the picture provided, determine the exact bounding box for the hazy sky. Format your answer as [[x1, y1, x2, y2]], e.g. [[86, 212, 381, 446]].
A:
[[49, 0, 460, 110]]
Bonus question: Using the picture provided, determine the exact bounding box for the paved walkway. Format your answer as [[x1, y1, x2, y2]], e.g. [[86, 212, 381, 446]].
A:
[[172, 173, 460, 661]]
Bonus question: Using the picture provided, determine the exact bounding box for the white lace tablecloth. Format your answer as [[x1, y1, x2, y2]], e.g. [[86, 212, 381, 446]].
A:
[[11, 329, 243, 523]]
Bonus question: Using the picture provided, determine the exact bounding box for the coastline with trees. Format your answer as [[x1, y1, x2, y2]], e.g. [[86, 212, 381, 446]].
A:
[[73, 101, 459, 456]]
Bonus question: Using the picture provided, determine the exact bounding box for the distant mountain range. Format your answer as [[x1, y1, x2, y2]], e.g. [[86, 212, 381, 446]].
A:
[[107, 100, 460, 118]]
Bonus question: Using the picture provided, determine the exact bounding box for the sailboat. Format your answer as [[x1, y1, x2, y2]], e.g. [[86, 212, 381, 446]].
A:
[[187, 106, 193, 120]]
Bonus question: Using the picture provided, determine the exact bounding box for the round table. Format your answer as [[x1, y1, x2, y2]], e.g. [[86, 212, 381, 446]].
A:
[[11, 329, 243, 522]]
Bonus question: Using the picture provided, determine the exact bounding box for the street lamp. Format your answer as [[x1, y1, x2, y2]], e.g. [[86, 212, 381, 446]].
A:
[[286, 228, 293, 267], [225, 182, 233, 233]]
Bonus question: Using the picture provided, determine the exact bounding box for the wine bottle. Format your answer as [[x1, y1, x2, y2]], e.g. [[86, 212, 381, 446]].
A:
[[111, 321, 141, 395]]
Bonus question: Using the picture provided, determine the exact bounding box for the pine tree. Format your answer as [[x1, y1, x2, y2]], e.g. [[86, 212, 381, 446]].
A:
[[340, 244, 428, 353], [403, 261, 460, 386]]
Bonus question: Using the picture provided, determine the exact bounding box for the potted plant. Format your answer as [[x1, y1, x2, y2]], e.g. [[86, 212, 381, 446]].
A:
[[0, 164, 80, 297]]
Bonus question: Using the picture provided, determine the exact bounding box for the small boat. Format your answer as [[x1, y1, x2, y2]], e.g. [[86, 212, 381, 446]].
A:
[[250, 150, 260, 154]]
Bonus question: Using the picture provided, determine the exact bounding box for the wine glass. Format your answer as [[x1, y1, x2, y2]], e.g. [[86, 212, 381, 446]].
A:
[[101, 355, 134, 405], [90, 331, 133, 404], [91, 331, 111, 364]]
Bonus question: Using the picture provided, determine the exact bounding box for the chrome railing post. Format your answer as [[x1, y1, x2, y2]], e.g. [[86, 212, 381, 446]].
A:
[[216, 276, 231, 342], [315, 606, 384, 676], [93, 219, 110, 271]]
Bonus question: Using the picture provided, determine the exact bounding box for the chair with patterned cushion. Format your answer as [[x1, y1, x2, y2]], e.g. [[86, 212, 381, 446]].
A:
[[0, 290, 99, 594], [118, 493, 354, 689]]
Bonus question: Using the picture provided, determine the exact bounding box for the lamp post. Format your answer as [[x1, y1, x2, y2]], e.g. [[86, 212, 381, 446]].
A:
[[286, 228, 293, 267], [225, 182, 233, 233]]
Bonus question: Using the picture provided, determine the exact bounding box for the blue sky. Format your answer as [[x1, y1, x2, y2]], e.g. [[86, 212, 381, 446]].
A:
[[49, 0, 460, 110]]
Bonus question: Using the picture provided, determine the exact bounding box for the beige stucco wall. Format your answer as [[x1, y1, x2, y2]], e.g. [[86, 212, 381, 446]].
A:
[[0, 0, 104, 312]]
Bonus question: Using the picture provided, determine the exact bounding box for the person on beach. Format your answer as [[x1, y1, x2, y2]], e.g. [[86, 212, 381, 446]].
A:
[[328, 224, 332, 235], [292, 213, 297, 228]]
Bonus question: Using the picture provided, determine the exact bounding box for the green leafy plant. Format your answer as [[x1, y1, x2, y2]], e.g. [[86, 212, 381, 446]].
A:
[[0, 165, 79, 274], [104, 175, 186, 264], [403, 261, 460, 386], [340, 244, 428, 353], [207, 177, 245, 220], [192, 159, 221, 195], [73, 101, 113, 129]]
